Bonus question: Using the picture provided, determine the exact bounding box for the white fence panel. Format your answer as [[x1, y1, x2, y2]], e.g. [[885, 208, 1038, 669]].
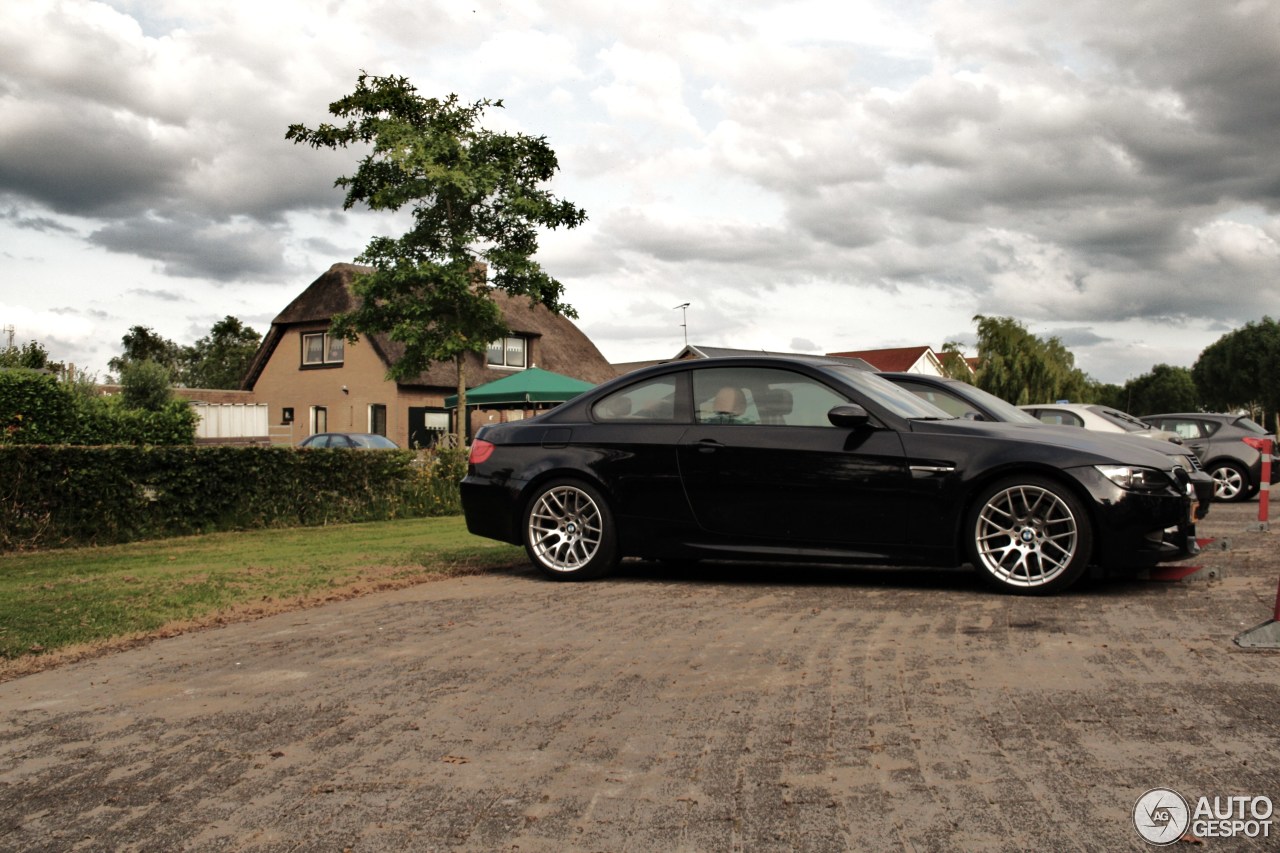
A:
[[191, 403, 270, 439]]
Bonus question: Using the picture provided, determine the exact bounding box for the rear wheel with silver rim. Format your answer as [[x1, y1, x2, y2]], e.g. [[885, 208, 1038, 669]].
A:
[[965, 475, 1092, 594], [523, 479, 618, 580]]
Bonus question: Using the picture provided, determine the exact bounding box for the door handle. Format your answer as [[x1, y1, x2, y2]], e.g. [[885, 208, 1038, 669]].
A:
[[695, 438, 724, 454]]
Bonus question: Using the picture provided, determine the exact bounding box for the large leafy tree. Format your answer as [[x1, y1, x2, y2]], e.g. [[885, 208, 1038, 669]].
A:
[[1121, 364, 1199, 416], [108, 326, 184, 380], [971, 315, 1091, 405], [1193, 317, 1280, 430], [287, 72, 587, 445], [183, 316, 262, 390]]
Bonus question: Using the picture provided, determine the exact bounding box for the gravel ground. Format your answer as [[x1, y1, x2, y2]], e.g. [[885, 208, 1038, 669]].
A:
[[1, 500, 1279, 852]]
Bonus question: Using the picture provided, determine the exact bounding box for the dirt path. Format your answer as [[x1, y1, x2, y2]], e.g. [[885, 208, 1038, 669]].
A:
[[2, 502, 1278, 851]]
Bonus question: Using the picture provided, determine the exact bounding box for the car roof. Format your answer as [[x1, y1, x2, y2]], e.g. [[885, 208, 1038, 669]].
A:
[[1023, 403, 1098, 410]]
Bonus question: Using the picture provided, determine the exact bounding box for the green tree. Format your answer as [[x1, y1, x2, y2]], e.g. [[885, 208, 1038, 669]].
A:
[[0, 340, 51, 370], [109, 326, 184, 381], [1088, 381, 1126, 411], [1121, 364, 1199, 416], [1193, 317, 1280, 431], [971, 316, 1091, 405], [119, 359, 173, 412], [938, 342, 974, 381], [287, 72, 587, 445], [183, 316, 262, 389]]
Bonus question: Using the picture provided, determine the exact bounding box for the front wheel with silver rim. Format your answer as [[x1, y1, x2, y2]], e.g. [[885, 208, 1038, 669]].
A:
[[965, 475, 1093, 594], [522, 479, 619, 580]]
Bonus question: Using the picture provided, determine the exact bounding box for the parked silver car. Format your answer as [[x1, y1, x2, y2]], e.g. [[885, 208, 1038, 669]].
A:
[[1143, 413, 1279, 502], [1020, 403, 1183, 444]]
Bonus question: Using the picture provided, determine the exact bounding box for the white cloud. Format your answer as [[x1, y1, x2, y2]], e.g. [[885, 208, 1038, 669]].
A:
[[0, 0, 1277, 384]]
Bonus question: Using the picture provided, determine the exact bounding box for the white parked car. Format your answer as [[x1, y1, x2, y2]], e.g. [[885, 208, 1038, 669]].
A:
[[1020, 403, 1183, 444]]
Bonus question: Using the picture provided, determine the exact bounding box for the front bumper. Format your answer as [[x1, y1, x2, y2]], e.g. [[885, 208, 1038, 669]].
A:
[[1070, 466, 1201, 568]]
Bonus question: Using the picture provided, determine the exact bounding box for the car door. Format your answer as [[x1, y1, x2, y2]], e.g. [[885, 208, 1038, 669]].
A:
[[583, 371, 695, 528], [676, 365, 909, 548]]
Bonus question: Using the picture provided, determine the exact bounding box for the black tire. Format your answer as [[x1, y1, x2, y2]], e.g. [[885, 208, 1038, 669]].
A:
[[964, 475, 1093, 594], [522, 479, 619, 581], [1208, 461, 1251, 502]]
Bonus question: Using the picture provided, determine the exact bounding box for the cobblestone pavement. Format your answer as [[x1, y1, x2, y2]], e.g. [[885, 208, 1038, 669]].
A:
[[1, 501, 1279, 851]]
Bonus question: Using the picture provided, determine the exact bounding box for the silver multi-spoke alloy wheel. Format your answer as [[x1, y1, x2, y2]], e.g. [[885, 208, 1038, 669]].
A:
[[973, 482, 1081, 589], [1210, 463, 1247, 501], [526, 483, 607, 574]]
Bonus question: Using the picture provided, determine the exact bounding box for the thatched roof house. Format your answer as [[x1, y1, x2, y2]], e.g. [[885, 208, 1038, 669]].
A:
[[243, 263, 615, 446]]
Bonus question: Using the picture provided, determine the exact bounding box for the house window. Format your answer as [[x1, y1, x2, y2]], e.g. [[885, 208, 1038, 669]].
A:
[[311, 406, 327, 434], [302, 332, 344, 367], [369, 404, 387, 436], [487, 336, 528, 369]]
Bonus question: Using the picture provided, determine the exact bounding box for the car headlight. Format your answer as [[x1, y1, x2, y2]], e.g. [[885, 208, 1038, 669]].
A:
[[1096, 465, 1173, 492]]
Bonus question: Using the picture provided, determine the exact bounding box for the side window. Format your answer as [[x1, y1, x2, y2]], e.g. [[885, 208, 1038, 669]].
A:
[[1158, 419, 1203, 440], [896, 382, 981, 419], [692, 367, 847, 427], [593, 375, 684, 423]]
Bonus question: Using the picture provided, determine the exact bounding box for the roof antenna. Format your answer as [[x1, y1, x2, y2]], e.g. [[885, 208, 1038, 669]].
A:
[[673, 302, 690, 346]]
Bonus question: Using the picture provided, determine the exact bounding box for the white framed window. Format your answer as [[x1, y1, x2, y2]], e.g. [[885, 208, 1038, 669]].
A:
[[487, 336, 528, 369], [302, 332, 344, 366], [311, 406, 328, 434]]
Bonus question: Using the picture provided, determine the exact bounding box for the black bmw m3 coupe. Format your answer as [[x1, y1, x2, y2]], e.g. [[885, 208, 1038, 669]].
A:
[[462, 356, 1202, 594]]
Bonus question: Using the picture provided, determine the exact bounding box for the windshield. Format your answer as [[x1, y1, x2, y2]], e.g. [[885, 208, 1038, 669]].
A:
[[1092, 407, 1151, 433], [1235, 416, 1268, 435], [955, 383, 1041, 423], [351, 434, 398, 449], [822, 365, 956, 420]]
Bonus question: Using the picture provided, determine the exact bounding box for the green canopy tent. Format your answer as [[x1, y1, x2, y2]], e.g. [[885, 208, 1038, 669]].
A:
[[446, 368, 597, 440]]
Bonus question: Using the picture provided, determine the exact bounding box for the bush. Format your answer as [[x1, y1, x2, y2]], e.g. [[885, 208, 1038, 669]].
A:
[[0, 369, 196, 446], [0, 370, 76, 444], [0, 444, 468, 551]]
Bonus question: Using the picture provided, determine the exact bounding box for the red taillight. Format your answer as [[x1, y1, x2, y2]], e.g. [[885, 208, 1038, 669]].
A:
[[469, 439, 496, 464]]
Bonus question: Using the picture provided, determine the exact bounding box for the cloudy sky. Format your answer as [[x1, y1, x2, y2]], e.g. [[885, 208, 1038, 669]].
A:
[[2, 0, 1278, 385]]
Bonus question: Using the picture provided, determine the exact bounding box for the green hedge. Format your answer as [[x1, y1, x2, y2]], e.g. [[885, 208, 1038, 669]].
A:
[[1, 370, 197, 446], [0, 445, 468, 552]]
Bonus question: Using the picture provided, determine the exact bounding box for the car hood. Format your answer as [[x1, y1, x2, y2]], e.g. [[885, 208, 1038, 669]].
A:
[[909, 417, 1190, 470]]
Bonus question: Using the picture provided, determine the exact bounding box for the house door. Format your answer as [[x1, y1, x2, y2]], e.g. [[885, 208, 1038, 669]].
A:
[[408, 407, 450, 448]]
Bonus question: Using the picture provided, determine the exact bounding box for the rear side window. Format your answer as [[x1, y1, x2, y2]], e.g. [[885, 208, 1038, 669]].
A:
[[593, 375, 685, 423]]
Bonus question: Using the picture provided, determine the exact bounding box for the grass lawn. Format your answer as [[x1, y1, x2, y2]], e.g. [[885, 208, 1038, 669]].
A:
[[0, 516, 526, 667]]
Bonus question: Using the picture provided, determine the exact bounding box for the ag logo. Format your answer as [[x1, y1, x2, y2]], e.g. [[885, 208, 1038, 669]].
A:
[[1134, 788, 1190, 845]]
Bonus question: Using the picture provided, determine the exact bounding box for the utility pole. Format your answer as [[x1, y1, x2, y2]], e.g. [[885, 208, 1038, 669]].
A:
[[2, 325, 13, 349], [673, 303, 690, 346]]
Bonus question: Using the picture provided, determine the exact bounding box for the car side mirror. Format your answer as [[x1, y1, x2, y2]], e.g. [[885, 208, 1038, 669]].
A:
[[963, 412, 986, 421], [828, 404, 871, 428]]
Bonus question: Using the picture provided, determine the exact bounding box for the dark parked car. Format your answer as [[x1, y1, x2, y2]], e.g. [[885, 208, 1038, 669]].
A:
[[298, 432, 399, 449], [880, 373, 1213, 517], [462, 356, 1202, 594], [1143, 413, 1279, 502]]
